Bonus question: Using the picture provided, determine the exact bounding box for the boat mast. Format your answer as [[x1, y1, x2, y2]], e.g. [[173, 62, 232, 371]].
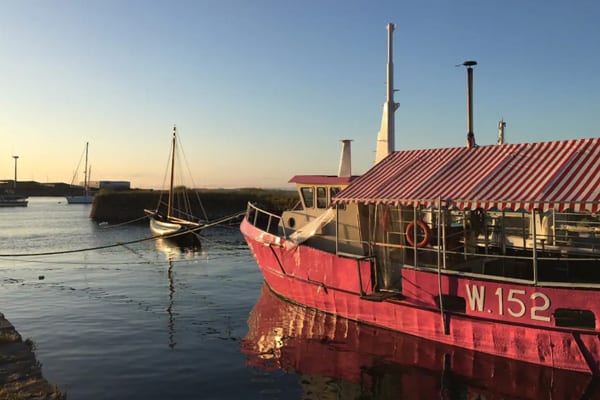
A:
[[375, 23, 399, 164], [167, 126, 176, 218], [84, 142, 89, 196]]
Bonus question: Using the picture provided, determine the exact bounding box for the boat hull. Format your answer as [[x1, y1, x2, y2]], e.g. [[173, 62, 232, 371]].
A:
[[66, 195, 94, 204], [241, 217, 600, 374], [146, 210, 202, 249], [0, 200, 28, 207], [0, 194, 28, 207], [148, 215, 184, 236]]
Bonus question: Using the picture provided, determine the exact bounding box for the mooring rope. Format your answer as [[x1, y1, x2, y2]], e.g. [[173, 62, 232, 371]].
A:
[[0, 210, 247, 258], [98, 214, 150, 228]]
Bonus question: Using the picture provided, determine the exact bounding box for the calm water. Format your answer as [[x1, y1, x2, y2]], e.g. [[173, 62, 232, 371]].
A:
[[0, 198, 597, 399]]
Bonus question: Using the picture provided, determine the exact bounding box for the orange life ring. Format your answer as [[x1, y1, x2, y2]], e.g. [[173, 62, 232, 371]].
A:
[[406, 220, 431, 247]]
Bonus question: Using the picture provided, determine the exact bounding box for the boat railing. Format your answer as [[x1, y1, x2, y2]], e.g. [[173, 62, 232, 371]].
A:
[[246, 202, 284, 237], [367, 203, 600, 287], [246, 202, 371, 253]]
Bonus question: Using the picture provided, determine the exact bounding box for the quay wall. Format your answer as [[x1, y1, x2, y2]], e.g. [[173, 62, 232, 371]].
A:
[[90, 188, 298, 223]]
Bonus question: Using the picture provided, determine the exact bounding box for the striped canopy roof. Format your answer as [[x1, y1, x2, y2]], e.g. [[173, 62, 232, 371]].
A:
[[334, 137, 600, 212]]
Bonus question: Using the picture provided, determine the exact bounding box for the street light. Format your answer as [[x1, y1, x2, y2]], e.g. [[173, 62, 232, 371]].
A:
[[12, 155, 19, 189]]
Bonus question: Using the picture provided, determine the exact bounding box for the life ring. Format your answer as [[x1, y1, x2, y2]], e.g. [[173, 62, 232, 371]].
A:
[[406, 220, 431, 247]]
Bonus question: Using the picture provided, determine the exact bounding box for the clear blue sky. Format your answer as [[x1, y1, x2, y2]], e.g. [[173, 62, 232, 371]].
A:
[[1, 1, 599, 189]]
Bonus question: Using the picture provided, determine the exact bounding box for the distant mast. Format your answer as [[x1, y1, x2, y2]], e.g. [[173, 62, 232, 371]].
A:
[[83, 142, 89, 196], [375, 23, 399, 164]]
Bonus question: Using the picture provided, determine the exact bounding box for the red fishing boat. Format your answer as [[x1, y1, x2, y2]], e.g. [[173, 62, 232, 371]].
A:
[[240, 23, 600, 374]]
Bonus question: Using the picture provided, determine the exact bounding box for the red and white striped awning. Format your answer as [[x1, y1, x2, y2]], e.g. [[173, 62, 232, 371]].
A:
[[334, 137, 600, 213]]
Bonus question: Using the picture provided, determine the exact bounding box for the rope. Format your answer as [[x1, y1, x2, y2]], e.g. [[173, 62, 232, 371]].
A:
[[0, 210, 247, 258], [99, 214, 150, 228]]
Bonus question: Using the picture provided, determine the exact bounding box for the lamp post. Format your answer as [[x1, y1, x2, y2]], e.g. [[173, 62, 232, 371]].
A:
[[12, 155, 19, 190]]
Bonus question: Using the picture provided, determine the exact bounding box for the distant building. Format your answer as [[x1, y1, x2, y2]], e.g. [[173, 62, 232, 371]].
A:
[[89, 181, 131, 190]]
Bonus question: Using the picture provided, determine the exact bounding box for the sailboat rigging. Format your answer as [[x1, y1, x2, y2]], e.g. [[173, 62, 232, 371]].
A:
[[144, 126, 206, 246], [66, 142, 94, 204]]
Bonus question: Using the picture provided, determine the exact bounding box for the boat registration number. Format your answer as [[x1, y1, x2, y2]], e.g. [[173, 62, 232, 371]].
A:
[[465, 284, 551, 322]]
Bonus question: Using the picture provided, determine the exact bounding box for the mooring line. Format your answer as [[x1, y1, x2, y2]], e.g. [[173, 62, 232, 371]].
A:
[[0, 210, 246, 258], [98, 215, 150, 228]]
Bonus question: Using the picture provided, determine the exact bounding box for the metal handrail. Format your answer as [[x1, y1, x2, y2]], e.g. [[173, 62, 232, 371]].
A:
[[246, 202, 284, 237]]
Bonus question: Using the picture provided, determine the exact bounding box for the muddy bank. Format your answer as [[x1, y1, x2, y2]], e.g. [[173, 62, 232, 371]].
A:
[[90, 188, 298, 223], [0, 313, 65, 399]]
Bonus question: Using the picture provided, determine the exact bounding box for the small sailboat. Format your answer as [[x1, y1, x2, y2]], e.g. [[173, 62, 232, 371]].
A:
[[66, 142, 94, 204], [144, 126, 205, 246]]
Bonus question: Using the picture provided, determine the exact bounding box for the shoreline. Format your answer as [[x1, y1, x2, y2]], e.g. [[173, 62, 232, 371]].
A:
[[0, 313, 64, 399], [90, 188, 297, 223]]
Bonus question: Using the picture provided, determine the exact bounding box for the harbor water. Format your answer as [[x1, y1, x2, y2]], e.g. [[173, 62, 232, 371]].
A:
[[0, 197, 597, 399]]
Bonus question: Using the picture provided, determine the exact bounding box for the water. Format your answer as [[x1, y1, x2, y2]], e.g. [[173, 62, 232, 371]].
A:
[[0, 197, 268, 399], [0, 198, 597, 399]]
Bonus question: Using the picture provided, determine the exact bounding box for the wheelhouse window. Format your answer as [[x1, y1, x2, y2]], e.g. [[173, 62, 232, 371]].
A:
[[300, 186, 314, 208], [330, 187, 345, 210], [317, 187, 328, 208]]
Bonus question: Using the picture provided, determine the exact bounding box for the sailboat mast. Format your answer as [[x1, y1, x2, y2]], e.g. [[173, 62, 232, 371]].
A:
[[84, 142, 89, 196], [167, 126, 176, 218]]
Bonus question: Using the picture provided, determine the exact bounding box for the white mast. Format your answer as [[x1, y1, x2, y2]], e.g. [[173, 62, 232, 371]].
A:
[[168, 126, 176, 218], [375, 23, 399, 164]]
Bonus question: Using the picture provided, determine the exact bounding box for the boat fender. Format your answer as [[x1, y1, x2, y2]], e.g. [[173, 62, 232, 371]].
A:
[[406, 220, 431, 247]]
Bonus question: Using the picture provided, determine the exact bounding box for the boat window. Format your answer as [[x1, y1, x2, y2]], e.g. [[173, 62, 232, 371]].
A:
[[317, 187, 328, 208], [300, 187, 314, 208], [330, 187, 345, 210]]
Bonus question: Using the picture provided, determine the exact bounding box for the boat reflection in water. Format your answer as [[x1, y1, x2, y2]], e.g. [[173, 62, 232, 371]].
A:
[[242, 284, 599, 400], [154, 238, 201, 349], [154, 237, 201, 261]]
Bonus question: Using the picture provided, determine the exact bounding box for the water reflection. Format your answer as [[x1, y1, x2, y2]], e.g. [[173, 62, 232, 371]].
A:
[[155, 237, 202, 349], [167, 260, 176, 349], [154, 237, 201, 260], [242, 284, 598, 400]]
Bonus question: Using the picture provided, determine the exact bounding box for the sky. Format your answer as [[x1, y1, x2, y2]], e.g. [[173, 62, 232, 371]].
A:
[[1, 1, 600, 190]]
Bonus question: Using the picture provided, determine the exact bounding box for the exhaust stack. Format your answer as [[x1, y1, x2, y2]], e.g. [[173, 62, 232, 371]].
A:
[[338, 140, 352, 178], [497, 119, 506, 145], [462, 60, 477, 148], [375, 23, 400, 164]]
